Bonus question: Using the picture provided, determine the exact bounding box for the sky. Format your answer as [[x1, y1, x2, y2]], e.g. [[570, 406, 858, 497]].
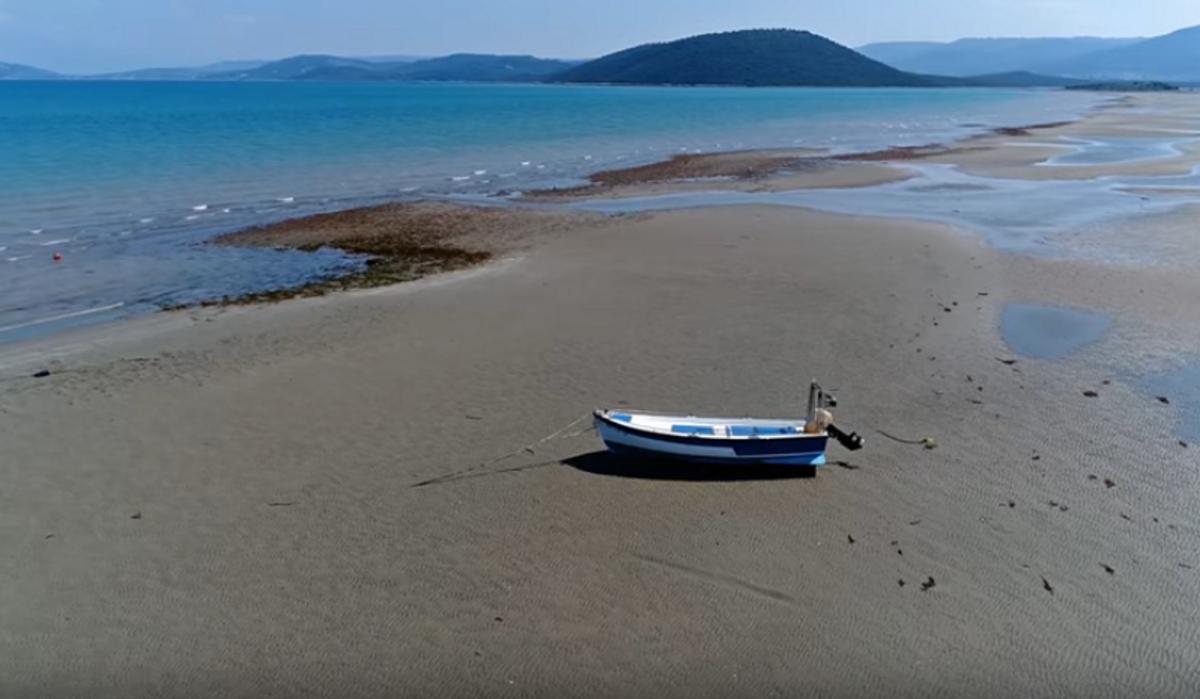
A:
[[3, 0, 1199, 74]]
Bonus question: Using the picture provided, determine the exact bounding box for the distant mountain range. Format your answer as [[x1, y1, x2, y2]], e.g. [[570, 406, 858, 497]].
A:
[[858, 38, 1141, 77], [860, 26, 1200, 81], [1043, 26, 1200, 81], [5, 23, 1200, 86], [2, 53, 579, 83]]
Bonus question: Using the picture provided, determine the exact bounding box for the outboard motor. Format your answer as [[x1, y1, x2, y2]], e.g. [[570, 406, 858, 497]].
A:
[[807, 380, 865, 451]]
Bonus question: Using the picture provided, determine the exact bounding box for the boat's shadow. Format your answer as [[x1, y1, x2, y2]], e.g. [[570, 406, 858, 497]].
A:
[[563, 450, 817, 482]]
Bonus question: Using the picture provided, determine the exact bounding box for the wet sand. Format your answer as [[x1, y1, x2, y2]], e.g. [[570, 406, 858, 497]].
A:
[[525, 148, 915, 201], [3, 93, 1200, 697]]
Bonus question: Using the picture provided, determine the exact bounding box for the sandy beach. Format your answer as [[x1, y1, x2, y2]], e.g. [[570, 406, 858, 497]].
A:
[[3, 93, 1200, 698]]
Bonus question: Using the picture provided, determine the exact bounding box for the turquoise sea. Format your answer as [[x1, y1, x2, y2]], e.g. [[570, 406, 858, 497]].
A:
[[0, 82, 1100, 341]]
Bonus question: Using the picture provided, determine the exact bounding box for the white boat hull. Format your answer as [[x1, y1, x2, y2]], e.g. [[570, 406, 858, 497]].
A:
[[594, 410, 828, 466]]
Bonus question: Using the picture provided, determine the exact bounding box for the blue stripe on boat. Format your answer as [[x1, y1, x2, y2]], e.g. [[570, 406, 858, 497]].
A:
[[671, 425, 715, 436], [608, 442, 827, 466], [729, 425, 797, 436], [611, 414, 633, 422]]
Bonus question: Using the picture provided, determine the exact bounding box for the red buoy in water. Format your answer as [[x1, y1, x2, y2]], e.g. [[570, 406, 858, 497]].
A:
[[52, 252, 63, 262]]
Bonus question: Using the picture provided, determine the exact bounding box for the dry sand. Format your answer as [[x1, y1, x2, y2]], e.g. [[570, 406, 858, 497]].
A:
[[3, 93, 1200, 698]]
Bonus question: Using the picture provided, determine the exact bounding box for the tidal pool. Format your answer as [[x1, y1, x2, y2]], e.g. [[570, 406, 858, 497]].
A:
[[1143, 362, 1200, 443], [1000, 303, 1112, 360]]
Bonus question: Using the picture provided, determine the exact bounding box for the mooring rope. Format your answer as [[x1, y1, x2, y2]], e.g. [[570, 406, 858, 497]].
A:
[[411, 412, 595, 488]]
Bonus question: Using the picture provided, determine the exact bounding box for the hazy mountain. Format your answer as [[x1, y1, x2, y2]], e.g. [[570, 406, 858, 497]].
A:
[[209, 55, 388, 81], [1043, 25, 1200, 81], [92, 60, 267, 81], [199, 60, 268, 73], [390, 54, 579, 82], [204, 53, 575, 82], [855, 42, 943, 67], [556, 29, 932, 87], [928, 71, 1088, 88], [859, 37, 1141, 76], [964, 71, 1086, 88], [0, 61, 61, 80], [354, 54, 426, 64]]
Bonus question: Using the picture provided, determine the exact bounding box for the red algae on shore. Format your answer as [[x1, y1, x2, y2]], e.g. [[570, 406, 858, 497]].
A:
[[990, 121, 1075, 137], [180, 202, 603, 307], [527, 149, 833, 198]]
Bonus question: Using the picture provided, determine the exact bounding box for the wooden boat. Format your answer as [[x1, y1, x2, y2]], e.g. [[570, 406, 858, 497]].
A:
[[594, 382, 863, 467]]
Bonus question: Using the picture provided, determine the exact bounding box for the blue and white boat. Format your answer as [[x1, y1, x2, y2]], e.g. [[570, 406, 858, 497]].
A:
[[594, 382, 863, 467]]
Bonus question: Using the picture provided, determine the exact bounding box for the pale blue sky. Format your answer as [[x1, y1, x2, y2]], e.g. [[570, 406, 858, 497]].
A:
[[3, 0, 1199, 73]]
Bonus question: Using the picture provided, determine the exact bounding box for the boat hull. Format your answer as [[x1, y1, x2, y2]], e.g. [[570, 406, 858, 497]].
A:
[[594, 413, 828, 466]]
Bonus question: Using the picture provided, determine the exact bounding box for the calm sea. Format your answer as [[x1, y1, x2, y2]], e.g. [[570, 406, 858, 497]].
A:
[[0, 82, 1100, 341]]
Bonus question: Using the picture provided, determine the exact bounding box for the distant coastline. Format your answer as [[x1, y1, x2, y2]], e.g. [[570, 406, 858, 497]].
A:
[[6, 24, 1199, 87]]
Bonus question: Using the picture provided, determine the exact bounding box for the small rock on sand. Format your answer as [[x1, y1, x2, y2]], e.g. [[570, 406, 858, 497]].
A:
[[1083, 390, 1100, 398], [920, 577, 936, 592]]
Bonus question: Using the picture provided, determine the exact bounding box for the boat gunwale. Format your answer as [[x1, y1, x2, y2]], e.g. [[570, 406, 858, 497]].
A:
[[594, 409, 828, 442]]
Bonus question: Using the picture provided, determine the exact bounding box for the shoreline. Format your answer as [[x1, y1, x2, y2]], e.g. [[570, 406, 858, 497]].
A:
[[133, 112, 1105, 312], [3, 90, 1198, 348]]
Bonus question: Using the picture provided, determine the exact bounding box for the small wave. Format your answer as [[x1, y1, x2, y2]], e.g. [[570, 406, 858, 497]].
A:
[[450, 176, 471, 182], [6, 255, 32, 263], [139, 217, 154, 224], [583, 155, 593, 161], [185, 215, 201, 221], [0, 302, 126, 335], [399, 187, 419, 193], [521, 161, 532, 167], [473, 169, 487, 176], [222, 208, 232, 213], [30, 229, 43, 235], [278, 197, 295, 203], [39, 238, 71, 247], [192, 204, 208, 212]]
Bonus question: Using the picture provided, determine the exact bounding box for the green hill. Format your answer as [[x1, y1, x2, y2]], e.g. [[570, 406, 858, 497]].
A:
[[555, 29, 934, 87]]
